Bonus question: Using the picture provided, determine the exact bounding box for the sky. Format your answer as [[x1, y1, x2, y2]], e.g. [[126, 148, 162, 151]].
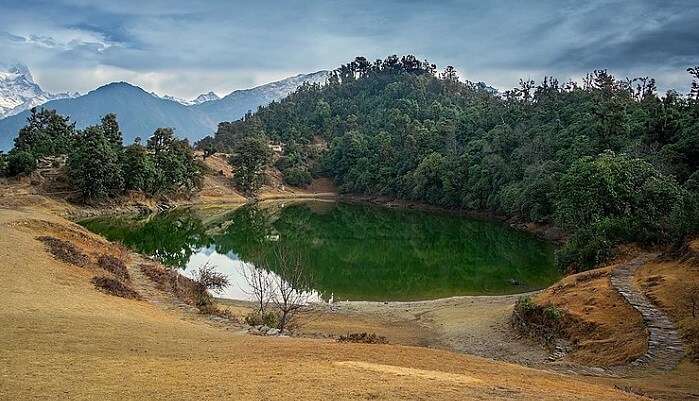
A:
[[1, 0, 697, 99]]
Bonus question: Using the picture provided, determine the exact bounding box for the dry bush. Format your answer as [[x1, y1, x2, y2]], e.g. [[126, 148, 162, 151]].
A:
[[244, 310, 280, 327], [338, 332, 389, 344], [138, 263, 205, 309], [36, 236, 89, 266], [511, 296, 565, 346], [91, 276, 141, 299], [97, 254, 130, 281]]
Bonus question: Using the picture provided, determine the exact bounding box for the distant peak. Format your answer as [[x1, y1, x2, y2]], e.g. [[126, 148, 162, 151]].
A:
[[191, 91, 220, 104], [97, 81, 143, 91], [1, 63, 34, 83]]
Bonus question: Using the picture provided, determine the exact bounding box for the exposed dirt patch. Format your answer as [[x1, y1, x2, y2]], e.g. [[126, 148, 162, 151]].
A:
[[535, 266, 647, 366]]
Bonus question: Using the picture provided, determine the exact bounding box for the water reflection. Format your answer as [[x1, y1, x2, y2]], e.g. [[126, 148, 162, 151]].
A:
[[184, 247, 322, 302], [80, 201, 560, 301]]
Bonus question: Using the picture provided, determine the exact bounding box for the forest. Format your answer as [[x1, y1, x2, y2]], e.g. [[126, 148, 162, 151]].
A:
[[1, 109, 202, 200], [197, 55, 699, 271]]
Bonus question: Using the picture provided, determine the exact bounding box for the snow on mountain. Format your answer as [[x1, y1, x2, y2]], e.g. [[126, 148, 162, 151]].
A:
[[230, 71, 330, 101], [192, 71, 330, 122], [150, 91, 221, 106], [191, 91, 220, 104], [1, 69, 330, 150], [0, 64, 77, 119]]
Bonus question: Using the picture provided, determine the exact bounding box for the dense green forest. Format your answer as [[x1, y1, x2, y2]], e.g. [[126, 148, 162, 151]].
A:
[[197, 55, 699, 271], [0, 108, 202, 201]]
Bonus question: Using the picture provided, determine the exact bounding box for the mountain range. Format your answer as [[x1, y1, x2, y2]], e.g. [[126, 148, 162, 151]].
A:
[[0, 66, 329, 150]]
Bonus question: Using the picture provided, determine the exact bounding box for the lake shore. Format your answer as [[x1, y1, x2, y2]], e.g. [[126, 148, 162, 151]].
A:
[[2, 178, 698, 400]]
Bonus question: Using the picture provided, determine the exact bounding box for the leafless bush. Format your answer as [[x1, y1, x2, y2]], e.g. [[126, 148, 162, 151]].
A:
[[266, 247, 313, 333], [37, 236, 88, 266], [138, 263, 199, 302], [192, 261, 229, 309], [338, 332, 389, 344], [97, 254, 130, 280], [91, 276, 141, 299], [241, 262, 273, 316]]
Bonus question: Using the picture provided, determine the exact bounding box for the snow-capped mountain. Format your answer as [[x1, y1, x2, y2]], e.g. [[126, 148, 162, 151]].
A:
[[191, 91, 220, 104], [0, 70, 330, 150], [192, 71, 330, 122], [150, 91, 221, 106], [0, 64, 77, 119]]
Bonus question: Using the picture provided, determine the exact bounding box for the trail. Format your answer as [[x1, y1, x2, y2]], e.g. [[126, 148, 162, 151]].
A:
[[610, 254, 685, 371]]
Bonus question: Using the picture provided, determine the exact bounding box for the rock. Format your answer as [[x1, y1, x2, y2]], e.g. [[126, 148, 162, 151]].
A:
[[266, 328, 280, 336]]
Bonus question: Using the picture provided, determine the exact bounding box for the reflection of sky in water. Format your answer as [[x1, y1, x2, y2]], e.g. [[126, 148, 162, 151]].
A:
[[182, 246, 323, 302]]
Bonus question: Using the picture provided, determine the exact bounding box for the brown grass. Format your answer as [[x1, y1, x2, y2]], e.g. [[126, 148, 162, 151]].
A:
[[636, 240, 699, 361], [535, 266, 647, 366], [91, 276, 141, 299], [0, 206, 652, 401]]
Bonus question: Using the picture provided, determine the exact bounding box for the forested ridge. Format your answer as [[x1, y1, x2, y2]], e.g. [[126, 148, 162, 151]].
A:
[[198, 55, 699, 270]]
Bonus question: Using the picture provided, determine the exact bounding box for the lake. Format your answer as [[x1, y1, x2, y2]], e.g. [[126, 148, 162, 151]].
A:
[[79, 200, 560, 302]]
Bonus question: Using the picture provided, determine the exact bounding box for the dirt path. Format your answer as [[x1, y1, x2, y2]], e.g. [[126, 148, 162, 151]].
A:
[[304, 293, 553, 366], [610, 254, 685, 371]]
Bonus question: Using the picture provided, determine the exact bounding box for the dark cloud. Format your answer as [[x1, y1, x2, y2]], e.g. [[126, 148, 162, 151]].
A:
[[1, 0, 696, 97]]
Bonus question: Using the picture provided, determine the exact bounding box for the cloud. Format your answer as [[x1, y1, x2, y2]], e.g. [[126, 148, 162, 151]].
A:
[[1, 0, 696, 98]]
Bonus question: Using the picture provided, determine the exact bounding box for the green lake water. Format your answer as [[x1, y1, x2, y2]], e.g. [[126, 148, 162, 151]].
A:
[[79, 201, 560, 301]]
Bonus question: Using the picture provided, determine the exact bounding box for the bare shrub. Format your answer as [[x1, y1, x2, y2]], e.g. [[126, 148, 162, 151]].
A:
[[266, 247, 313, 333], [241, 262, 273, 316], [37, 236, 88, 266], [191, 261, 229, 310], [138, 263, 199, 303], [91, 276, 141, 299], [338, 332, 389, 344], [97, 254, 130, 280]]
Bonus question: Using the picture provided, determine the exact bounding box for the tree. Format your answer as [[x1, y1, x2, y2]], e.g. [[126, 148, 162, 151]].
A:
[[13, 108, 75, 157], [228, 136, 272, 194], [554, 151, 690, 269], [100, 113, 123, 149], [688, 66, 699, 101], [122, 143, 157, 193], [192, 261, 229, 309], [147, 128, 202, 194], [4, 150, 37, 176], [68, 125, 124, 201]]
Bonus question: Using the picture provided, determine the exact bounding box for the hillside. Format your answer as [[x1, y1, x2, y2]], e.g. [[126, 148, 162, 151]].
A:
[[202, 55, 699, 272]]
